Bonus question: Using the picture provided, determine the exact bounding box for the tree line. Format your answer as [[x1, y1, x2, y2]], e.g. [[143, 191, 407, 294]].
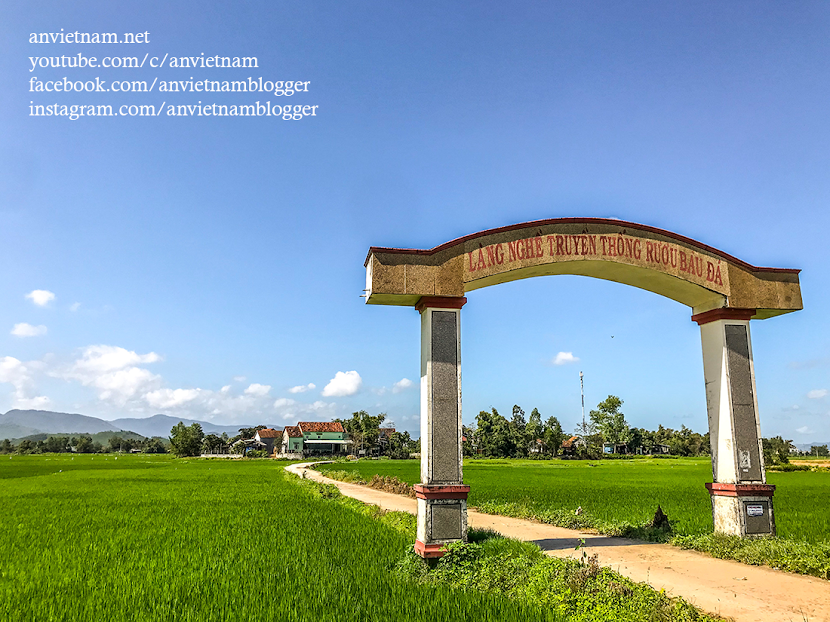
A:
[[467, 396, 712, 459], [0, 434, 168, 455]]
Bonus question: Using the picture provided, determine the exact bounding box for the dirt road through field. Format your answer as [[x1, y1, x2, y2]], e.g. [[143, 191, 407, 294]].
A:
[[286, 462, 830, 622]]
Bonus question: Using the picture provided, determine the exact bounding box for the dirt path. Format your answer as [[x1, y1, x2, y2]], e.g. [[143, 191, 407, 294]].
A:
[[286, 462, 830, 622]]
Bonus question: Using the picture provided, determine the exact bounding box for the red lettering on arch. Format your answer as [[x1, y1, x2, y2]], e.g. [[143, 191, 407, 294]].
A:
[[535, 237, 543, 257], [508, 241, 518, 262], [495, 244, 504, 264], [555, 236, 564, 256], [477, 249, 487, 270]]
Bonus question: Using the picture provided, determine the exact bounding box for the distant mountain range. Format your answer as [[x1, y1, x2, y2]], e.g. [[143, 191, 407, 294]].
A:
[[0, 409, 278, 441], [794, 442, 830, 452]]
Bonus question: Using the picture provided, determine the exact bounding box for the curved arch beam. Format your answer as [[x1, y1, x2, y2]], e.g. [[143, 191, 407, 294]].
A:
[[364, 218, 801, 318]]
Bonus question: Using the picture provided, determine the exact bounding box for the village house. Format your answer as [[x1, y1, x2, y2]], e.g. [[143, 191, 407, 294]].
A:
[[281, 426, 303, 455], [280, 421, 351, 457], [254, 428, 281, 454]]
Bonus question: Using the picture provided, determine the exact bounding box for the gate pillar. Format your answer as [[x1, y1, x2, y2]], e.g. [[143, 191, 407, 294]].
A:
[[414, 296, 469, 558], [693, 308, 776, 537]]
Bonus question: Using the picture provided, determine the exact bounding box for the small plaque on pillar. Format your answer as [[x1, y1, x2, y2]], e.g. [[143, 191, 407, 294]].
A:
[[431, 504, 462, 540], [744, 500, 771, 535]]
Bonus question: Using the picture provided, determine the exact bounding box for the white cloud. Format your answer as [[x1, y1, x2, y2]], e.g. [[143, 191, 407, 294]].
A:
[[553, 352, 580, 365], [288, 383, 316, 394], [796, 426, 814, 435], [25, 289, 55, 306], [232, 376, 246, 383], [273, 397, 296, 408], [145, 388, 201, 409], [244, 383, 271, 397], [70, 345, 161, 375], [16, 395, 51, 409], [808, 389, 828, 399], [57, 345, 163, 405], [11, 323, 47, 337], [322, 371, 362, 397], [220, 385, 231, 393], [392, 378, 414, 393], [69, 302, 81, 312], [0, 356, 50, 408]]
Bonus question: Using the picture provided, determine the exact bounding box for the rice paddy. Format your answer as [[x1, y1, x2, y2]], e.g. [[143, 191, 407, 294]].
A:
[[0, 454, 563, 622], [317, 457, 830, 544]]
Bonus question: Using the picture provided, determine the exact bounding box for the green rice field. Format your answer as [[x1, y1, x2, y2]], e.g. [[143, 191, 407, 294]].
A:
[[0, 454, 565, 622], [318, 457, 830, 544]]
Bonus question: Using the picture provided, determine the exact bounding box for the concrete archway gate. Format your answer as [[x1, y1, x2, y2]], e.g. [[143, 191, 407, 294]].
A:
[[364, 218, 802, 558]]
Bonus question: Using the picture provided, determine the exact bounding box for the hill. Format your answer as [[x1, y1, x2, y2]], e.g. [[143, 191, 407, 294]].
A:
[[0, 409, 278, 441], [108, 415, 265, 438], [0, 409, 121, 440]]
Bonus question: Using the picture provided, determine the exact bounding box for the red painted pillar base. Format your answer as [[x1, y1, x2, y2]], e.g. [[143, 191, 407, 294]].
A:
[[705, 483, 776, 537], [414, 484, 470, 558]]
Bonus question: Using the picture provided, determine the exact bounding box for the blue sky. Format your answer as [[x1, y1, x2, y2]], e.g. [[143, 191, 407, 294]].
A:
[[1, 1, 828, 442]]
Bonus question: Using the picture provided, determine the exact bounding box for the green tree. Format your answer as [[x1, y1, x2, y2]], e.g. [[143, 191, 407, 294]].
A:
[[462, 424, 477, 457], [75, 435, 94, 453], [762, 436, 792, 465], [143, 437, 168, 454], [386, 431, 416, 459], [169, 422, 204, 457], [543, 416, 565, 456], [202, 434, 224, 454], [476, 408, 516, 458], [589, 395, 631, 449], [43, 436, 71, 453], [526, 408, 543, 454], [16, 439, 36, 454], [335, 411, 386, 454], [107, 435, 135, 453], [0, 439, 13, 453], [810, 445, 829, 457]]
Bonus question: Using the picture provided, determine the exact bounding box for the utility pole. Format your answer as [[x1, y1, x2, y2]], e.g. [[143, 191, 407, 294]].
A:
[[580, 371, 585, 432]]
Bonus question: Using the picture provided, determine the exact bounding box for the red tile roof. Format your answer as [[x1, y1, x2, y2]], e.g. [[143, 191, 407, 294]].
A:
[[257, 428, 281, 438], [379, 428, 396, 436], [298, 421, 345, 433], [284, 426, 302, 438], [561, 435, 580, 448]]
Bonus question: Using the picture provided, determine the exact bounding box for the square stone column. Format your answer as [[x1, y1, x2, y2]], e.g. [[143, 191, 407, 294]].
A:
[[693, 308, 776, 537], [414, 296, 468, 558]]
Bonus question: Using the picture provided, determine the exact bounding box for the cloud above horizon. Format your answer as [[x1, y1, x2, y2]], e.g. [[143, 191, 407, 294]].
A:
[[288, 383, 316, 394], [0, 356, 50, 409], [553, 351, 579, 366], [808, 389, 828, 399], [25, 289, 56, 306], [392, 378, 414, 393], [11, 323, 47, 338], [244, 383, 271, 397], [321, 371, 362, 397]]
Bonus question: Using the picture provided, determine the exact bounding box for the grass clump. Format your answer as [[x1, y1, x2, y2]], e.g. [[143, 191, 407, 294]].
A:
[[396, 537, 723, 622], [317, 468, 367, 484]]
